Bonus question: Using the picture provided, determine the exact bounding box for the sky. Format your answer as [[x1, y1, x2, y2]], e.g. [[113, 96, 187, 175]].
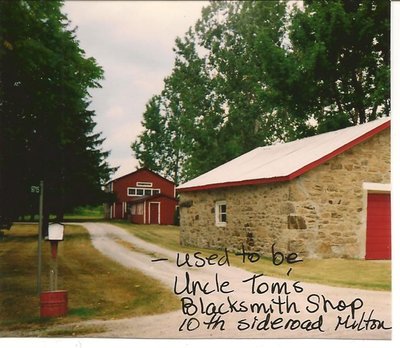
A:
[[62, 1, 208, 180]]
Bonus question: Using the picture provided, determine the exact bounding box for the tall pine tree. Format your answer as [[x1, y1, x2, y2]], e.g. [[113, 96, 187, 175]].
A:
[[0, 0, 114, 223]]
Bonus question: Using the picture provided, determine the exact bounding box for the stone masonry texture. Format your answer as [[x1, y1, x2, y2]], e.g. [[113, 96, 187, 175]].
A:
[[179, 129, 390, 259]]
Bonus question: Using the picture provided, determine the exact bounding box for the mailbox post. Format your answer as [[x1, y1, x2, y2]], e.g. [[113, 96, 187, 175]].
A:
[[36, 180, 44, 295], [46, 223, 64, 290], [40, 222, 68, 318]]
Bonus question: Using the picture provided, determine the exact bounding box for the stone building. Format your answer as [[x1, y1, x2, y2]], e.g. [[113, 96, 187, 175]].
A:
[[177, 118, 391, 259]]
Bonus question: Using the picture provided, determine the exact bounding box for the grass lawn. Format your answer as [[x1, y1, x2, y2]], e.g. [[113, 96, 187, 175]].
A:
[[63, 205, 105, 221], [115, 221, 391, 292], [18, 205, 105, 223], [0, 223, 179, 334]]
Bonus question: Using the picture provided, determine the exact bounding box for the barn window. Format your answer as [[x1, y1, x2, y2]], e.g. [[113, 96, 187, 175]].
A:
[[136, 203, 144, 215], [128, 187, 160, 196], [215, 201, 227, 227], [127, 188, 136, 196], [136, 182, 153, 187]]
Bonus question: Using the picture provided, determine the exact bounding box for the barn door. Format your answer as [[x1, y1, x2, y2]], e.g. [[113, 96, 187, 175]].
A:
[[365, 193, 391, 260], [149, 202, 160, 224]]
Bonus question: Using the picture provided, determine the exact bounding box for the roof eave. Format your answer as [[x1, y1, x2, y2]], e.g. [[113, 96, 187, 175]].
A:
[[130, 193, 178, 203], [177, 119, 390, 193], [107, 167, 176, 185]]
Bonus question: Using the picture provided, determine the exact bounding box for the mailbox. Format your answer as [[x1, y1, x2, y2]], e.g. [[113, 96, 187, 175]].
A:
[[46, 223, 64, 241], [46, 223, 64, 259]]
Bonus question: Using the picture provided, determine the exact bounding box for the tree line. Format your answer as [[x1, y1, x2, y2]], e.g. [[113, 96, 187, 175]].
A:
[[0, 0, 114, 226], [132, 0, 390, 184]]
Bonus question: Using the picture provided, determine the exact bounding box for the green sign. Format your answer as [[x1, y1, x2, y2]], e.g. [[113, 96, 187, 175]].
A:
[[31, 186, 40, 194]]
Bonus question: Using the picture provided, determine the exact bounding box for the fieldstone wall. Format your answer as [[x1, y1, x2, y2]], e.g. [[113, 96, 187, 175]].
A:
[[179, 129, 390, 259]]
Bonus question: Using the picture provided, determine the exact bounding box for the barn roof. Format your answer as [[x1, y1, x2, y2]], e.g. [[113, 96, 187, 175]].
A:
[[177, 117, 390, 192], [107, 167, 175, 185]]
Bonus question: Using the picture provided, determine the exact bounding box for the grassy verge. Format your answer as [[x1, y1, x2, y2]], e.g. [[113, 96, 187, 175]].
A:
[[63, 205, 105, 221], [114, 221, 391, 291], [18, 205, 105, 223], [0, 223, 179, 333]]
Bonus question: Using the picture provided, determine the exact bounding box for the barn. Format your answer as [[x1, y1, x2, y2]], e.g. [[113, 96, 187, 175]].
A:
[[177, 118, 391, 259], [105, 168, 178, 225]]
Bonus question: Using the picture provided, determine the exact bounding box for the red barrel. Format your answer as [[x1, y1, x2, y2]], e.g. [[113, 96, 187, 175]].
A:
[[40, 290, 68, 318]]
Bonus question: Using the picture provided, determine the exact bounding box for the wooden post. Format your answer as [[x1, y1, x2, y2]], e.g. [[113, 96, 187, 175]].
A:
[[36, 180, 44, 295]]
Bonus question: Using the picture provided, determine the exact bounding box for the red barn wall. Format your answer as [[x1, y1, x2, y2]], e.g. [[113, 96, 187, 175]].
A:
[[130, 196, 177, 225], [149, 196, 177, 225], [131, 203, 145, 224], [112, 170, 174, 203], [107, 169, 176, 223]]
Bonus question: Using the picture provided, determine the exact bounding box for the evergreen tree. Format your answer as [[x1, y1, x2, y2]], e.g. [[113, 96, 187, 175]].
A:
[[0, 0, 114, 223]]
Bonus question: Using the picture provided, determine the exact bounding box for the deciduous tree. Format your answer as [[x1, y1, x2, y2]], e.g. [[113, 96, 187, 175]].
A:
[[133, 0, 389, 184]]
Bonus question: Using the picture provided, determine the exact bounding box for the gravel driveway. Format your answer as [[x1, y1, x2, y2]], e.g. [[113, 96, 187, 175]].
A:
[[4, 222, 389, 339], [76, 223, 391, 339]]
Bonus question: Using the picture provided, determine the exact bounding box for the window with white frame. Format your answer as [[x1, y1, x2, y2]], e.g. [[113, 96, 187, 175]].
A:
[[127, 187, 161, 197], [136, 182, 153, 187], [215, 201, 227, 227], [136, 203, 144, 215]]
